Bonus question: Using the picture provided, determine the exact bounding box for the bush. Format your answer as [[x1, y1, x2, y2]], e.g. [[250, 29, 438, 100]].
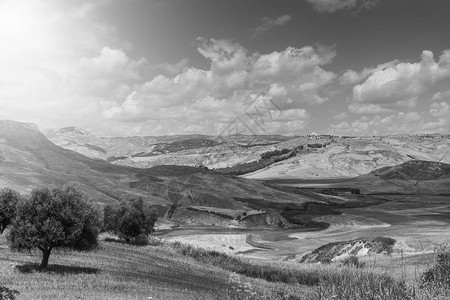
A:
[[0, 286, 19, 300], [147, 236, 163, 246], [0, 188, 22, 234], [311, 270, 416, 300], [421, 251, 450, 288], [103, 197, 158, 244], [340, 255, 365, 268], [171, 242, 320, 286], [8, 185, 101, 268]]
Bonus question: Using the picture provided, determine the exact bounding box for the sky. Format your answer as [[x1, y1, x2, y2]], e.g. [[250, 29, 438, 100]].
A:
[[1, 0, 450, 137]]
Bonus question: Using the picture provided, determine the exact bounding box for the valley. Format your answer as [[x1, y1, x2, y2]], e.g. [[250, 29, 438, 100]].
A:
[[1, 120, 450, 298], [44, 126, 450, 178]]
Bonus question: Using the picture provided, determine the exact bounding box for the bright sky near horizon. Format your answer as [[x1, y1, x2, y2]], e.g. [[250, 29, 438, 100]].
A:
[[0, 0, 449, 136]]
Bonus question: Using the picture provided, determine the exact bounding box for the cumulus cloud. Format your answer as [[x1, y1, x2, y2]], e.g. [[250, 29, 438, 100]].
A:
[[0, 1, 333, 136], [252, 15, 292, 38], [332, 112, 349, 121], [347, 50, 450, 114], [423, 101, 450, 132], [0, 0, 139, 132], [340, 61, 399, 85], [306, 0, 380, 13], [330, 107, 450, 136], [151, 58, 190, 77], [430, 102, 449, 117], [348, 103, 393, 114], [330, 112, 426, 135], [431, 89, 450, 102], [104, 39, 336, 135]]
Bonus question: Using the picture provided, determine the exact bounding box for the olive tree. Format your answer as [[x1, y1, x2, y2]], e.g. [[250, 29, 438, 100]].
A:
[[8, 185, 100, 268], [0, 187, 21, 234], [104, 197, 158, 244]]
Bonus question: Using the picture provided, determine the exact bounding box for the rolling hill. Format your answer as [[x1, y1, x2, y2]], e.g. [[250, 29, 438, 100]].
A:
[[370, 160, 450, 181], [45, 127, 450, 179], [44, 126, 291, 168], [0, 120, 314, 227], [352, 160, 450, 195], [274, 160, 450, 195]]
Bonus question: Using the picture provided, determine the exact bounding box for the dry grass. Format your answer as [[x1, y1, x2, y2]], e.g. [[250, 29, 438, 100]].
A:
[[0, 233, 230, 299], [1, 232, 450, 300]]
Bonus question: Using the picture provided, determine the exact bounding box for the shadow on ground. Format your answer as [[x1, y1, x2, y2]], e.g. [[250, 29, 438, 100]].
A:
[[15, 263, 100, 274]]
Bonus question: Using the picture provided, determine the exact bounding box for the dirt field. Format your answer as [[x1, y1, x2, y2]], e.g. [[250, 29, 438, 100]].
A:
[[165, 180, 450, 267]]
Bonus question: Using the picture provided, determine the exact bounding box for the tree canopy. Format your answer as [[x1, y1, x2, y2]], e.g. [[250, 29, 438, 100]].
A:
[[8, 185, 100, 268], [104, 197, 158, 244], [0, 187, 21, 234]]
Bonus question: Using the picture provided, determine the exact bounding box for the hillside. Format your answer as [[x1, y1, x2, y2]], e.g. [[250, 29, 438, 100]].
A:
[[0, 120, 314, 227], [370, 160, 450, 181], [273, 160, 450, 196], [44, 127, 291, 168], [351, 160, 450, 195], [244, 135, 450, 179], [0, 120, 164, 204], [0, 234, 233, 300], [299, 237, 396, 263], [45, 128, 450, 179]]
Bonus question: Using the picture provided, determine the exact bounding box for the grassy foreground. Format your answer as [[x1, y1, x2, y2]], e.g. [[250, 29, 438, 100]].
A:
[[1, 233, 450, 300], [0, 234, 231, 299]]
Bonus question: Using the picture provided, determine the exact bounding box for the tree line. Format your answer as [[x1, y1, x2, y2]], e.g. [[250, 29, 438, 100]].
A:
[[216, 146, 302, 176], [0, 186, 158, 269]]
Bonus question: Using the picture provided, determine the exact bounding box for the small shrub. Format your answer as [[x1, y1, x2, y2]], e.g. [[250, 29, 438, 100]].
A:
[[227, 273, 259, 300], [310, 270, 417, 300], [340, 255, 365, 268], [103, 197, 158, 245], [130, 234, 149, 246], [421, 251, 450, 288], [0, 187, 22, 234], [147, 236, 163, 246], [0, 286, 19, 300], [170, 242, 320, 286]]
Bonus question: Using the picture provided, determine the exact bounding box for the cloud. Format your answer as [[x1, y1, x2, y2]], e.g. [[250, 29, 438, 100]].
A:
[[76, 47, 146, 81], [0, 0, 141, 133], [423, 101, 450, 132], [347, 50, 450, 114], [252, 15, 292, 38], [340, 61, 399, 85], [332, 112, 349, 121], [348, 103, 393, 114], [330, 112, 426, 135], [103, 39, 337, 135], [431, 89, 450, 102], [306, 0, 380, 13], [0, 1, 332, 136], [330, 108, 450, 136], [250, 45, 337, 105], [151, 58, 190, 77], [430, 102, 449, 117]]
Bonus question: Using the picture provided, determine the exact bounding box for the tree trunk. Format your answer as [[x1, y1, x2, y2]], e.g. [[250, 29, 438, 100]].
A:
[[40, 248, 51, 269]]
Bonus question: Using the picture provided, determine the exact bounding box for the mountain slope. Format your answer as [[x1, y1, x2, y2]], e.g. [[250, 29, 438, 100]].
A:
[[45, 128, 450, 179], [244, 135, 450, 179], [44, 127, 293, 168], [0, 120, 164, 204], [370, 160, 450, 181], [1, 120, 314, 227], [342, 160, 450, 195]]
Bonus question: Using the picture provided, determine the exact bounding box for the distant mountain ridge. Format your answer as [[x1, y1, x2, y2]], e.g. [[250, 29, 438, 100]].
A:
[[44, 125, 450, 179], [0, 120, 314, 228], [44, 126, 292, 168], [371, 160, 450, 181], [49, 126, 95, 138]]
